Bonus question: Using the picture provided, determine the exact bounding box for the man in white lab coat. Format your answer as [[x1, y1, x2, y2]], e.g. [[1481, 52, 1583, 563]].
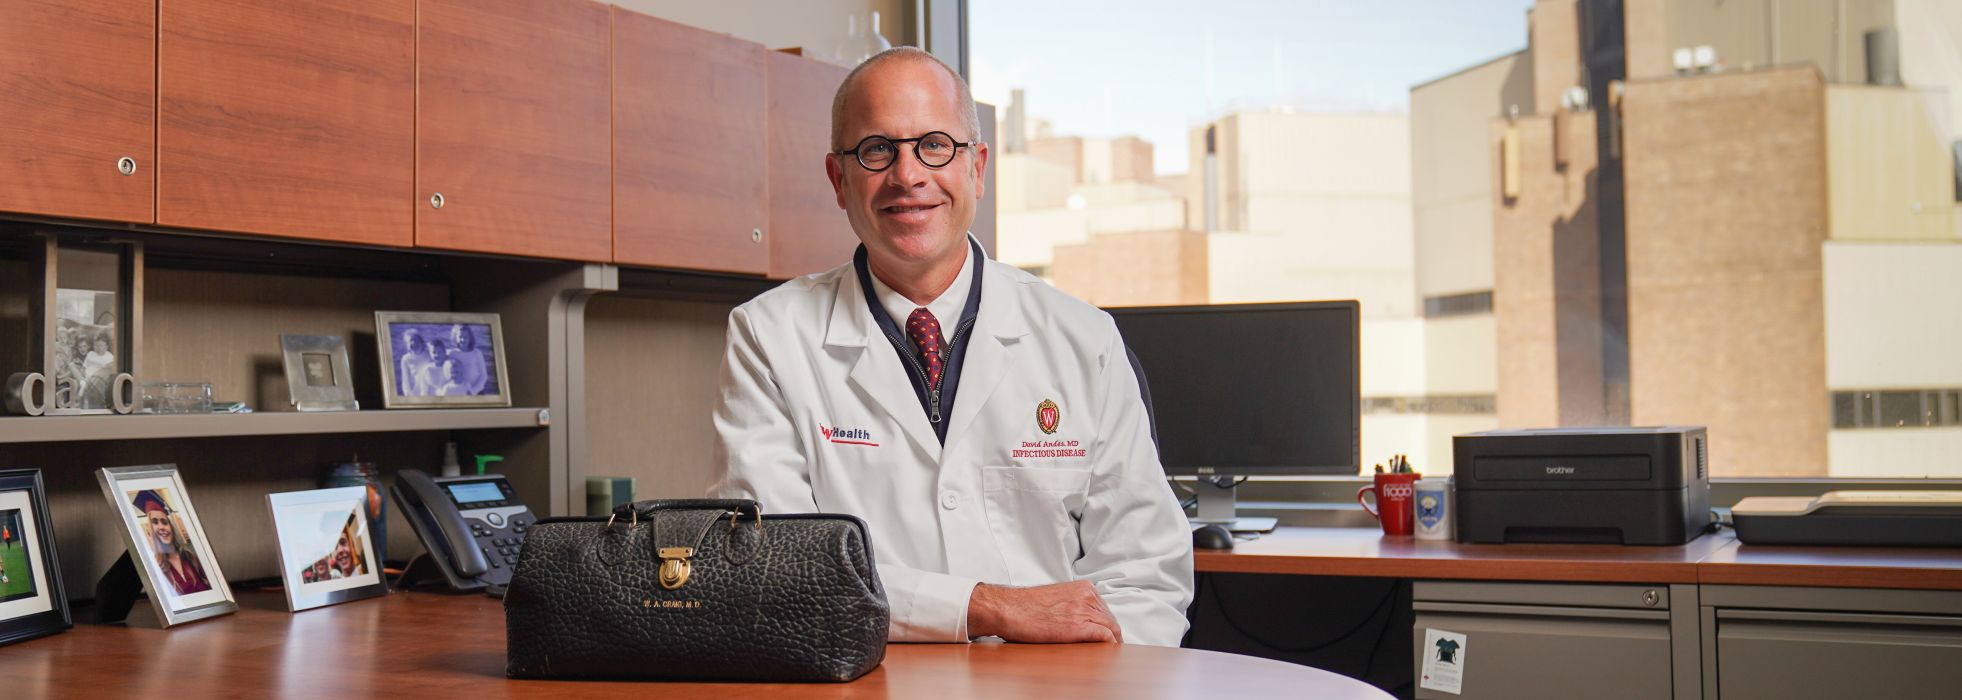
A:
[[708, 47, 1193, 646]]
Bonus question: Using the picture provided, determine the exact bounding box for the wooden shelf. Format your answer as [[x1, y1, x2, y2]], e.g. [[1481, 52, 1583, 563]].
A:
[[0, 407, 548, 444]]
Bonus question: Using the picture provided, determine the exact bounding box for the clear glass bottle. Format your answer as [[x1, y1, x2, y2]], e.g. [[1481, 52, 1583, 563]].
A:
[[843, 10, 892, 66]]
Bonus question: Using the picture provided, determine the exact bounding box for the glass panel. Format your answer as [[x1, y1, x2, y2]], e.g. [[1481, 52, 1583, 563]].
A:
[[976, 0, 1962, 477], [1877, 391, 1926, 428]]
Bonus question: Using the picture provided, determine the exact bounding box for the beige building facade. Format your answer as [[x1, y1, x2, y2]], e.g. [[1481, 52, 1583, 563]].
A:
[[1417, 0, 1962, 476]]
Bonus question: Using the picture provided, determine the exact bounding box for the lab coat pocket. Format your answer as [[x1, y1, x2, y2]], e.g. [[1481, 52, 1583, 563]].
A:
[[980, 466, 1091, 584]]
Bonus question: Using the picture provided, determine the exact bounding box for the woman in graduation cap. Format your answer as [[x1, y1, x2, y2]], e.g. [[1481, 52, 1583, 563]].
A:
[[132, 489, 212, 596]]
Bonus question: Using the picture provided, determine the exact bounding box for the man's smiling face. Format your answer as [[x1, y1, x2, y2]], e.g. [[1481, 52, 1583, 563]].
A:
[[826, 57, 988, 274]]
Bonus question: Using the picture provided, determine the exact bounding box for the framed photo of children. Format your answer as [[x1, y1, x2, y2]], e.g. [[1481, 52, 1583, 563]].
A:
[[374, 311, 511, 408], [266, 487, 387, 611], [0, 469, 70, 647], [96, 465, 237, 627]]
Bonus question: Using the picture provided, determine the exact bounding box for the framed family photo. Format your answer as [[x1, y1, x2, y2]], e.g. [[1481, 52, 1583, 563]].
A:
[[96, 465, 237, 627], [374, 311, 511, 408], [0, 469, 70, 647], [267, 487, 387, 612]]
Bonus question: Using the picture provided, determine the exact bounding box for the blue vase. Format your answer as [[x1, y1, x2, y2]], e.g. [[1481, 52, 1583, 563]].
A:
[[324, 458, 387, 565]]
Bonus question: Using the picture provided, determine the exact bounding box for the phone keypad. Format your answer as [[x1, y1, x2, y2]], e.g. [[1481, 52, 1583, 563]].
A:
[[470, 514, 532, 573]]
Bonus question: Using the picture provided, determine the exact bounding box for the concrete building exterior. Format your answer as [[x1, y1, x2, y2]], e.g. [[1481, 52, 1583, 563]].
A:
[[999, 0, 1962, 477], [1416, 0, 1962, 476], [1192, 112, 1415, 319]]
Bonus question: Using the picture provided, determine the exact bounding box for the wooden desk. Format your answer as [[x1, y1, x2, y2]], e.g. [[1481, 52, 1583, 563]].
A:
[[1195, 527, 1962, 590], [1700, 537, 1962, 590], [1195, 526, 1730, 583], [0, 591, 1390, 699]]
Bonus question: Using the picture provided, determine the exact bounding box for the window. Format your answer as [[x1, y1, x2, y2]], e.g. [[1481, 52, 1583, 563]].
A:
[[975, 0, 1962, 478]]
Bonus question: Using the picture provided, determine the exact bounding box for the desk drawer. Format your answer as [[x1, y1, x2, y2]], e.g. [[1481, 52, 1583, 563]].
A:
[[1714, 609, 1962, 700], [1414, 606, 1673, 700]]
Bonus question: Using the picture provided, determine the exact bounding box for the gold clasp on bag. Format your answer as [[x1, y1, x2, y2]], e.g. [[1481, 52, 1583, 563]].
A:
[[658, 546, 694, 590]]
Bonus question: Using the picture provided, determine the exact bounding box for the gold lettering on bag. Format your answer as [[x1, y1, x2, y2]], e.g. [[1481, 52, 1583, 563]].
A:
[[658, 546, 694, 590], [642, 599, 703, 609]]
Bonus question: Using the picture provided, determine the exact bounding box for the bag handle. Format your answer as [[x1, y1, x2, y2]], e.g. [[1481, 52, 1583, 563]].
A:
[[612, 498, 761, 521]]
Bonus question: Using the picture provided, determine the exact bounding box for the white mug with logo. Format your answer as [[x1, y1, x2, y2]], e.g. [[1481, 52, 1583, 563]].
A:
[[1414, 477, 1453, 541]]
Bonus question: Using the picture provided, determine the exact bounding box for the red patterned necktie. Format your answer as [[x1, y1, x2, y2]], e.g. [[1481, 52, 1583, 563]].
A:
[[905, 308, 946, 391]]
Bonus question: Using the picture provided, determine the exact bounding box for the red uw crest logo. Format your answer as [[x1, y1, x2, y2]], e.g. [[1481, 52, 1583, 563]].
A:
[[1036, 399, 1061, 434]]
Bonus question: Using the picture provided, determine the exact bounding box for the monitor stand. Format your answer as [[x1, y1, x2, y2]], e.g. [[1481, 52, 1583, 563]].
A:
[[1188, 476, 1278, 533]]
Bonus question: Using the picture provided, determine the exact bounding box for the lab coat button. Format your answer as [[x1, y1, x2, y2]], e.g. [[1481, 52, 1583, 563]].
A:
[[940, 491, 960, 510]]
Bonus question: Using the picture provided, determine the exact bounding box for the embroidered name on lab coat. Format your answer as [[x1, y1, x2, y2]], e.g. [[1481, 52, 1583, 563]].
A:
[[1013, 439, 1085, 459]]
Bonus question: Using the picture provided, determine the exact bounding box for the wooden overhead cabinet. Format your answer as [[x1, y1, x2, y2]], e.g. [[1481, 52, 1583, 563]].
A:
[[416, 0, 613, 261], [766, 52, 857, 280], [156, 0, 416, 246], [612, 9, 770, 275], [0, 0, 156, 223]]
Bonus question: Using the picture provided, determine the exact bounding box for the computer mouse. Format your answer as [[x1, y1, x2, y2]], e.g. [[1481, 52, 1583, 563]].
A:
[[1192, 524, 1235, 550]]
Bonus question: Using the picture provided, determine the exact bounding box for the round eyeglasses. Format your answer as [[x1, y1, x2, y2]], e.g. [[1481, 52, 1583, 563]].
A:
[[839, 131, 970, 172]]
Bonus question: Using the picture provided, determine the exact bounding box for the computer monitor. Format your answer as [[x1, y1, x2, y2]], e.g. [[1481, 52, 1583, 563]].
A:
[[1106, 301, 1360, 531]]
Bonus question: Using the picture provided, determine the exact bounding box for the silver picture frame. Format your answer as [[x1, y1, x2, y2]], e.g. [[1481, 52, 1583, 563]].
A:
[[374, 311, 512, 408], [266, 486, 389, 612], [280, 333, 358, 412], [95, 464, 238, 628]]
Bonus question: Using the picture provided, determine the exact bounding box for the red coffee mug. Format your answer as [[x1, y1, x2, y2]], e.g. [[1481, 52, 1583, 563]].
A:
[[1358, 472, 1422, 536]]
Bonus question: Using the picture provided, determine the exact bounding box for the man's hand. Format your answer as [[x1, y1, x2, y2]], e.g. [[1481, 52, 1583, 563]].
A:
[[966, 580, 1123, 643]]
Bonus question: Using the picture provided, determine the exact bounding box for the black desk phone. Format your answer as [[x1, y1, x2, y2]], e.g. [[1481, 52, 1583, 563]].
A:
[[392, 469, 535, 596]]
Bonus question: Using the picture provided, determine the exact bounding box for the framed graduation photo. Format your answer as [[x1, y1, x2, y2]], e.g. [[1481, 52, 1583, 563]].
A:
[[0, 469, 70, 647], [374, 311, 511, 408], [267, 486, 388, 611], [97, 465, 236, 627]]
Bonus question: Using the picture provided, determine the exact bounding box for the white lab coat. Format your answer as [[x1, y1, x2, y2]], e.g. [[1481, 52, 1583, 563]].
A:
[[708, 251, 1194, 646]]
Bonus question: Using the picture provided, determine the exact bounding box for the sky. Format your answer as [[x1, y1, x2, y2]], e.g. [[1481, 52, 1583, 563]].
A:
[[970, 0, 1536, 174]]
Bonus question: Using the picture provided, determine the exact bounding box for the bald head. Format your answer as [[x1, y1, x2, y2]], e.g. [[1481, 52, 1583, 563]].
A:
[[830, 47, 982, 151]]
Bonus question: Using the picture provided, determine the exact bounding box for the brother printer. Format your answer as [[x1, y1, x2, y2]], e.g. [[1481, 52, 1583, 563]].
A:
[[1453, 426, 1711, 545]]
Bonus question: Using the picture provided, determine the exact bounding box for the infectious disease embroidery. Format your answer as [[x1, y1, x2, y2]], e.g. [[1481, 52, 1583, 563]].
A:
[[1013, 439, 1085, 459]]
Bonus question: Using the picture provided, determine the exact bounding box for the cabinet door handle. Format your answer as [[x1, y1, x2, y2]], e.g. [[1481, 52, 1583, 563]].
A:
[[752, 228, 762, 243], [430, 192, 446, 209], [117, 156, 137, 176]]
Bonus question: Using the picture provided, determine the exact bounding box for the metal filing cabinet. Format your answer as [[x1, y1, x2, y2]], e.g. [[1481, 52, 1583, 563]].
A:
[[1702, 586, 1962, 699], [1412, 581, 1700, 699]]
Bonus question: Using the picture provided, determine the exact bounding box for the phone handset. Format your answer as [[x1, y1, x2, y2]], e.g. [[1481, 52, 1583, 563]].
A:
[[396, 468, 490, 578]]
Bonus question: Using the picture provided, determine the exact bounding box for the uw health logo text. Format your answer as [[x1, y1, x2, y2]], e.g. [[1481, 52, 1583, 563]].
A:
[[1013, 439, 1085, 459], [819, 424, 878, 447]]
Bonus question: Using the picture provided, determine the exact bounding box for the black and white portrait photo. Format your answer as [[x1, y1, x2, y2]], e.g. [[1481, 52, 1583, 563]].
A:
[[374, 312, 510, 408], [51, 289, 118, 411]]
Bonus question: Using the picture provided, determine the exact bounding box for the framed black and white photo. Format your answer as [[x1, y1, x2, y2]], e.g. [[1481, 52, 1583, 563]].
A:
[[6, 233, 144, 417], [374, 311, 511, 408], [267, 487, 388, 612], [280, 334, 358, 412], [0, 469, 70, 647], [96, 465, 236, 627]]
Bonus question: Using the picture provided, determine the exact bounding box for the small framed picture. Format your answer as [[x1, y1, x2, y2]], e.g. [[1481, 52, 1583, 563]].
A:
[[374, 311, 511, 408], [0, 469, 70, 647], [267, 487, 388, 611], [280, 334, 358, 412], [96, 465, 236, 627]]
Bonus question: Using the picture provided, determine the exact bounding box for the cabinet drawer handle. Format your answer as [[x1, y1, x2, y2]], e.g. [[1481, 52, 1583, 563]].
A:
[[117, 156, 137, 176], [430, 192, 446, 209]]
